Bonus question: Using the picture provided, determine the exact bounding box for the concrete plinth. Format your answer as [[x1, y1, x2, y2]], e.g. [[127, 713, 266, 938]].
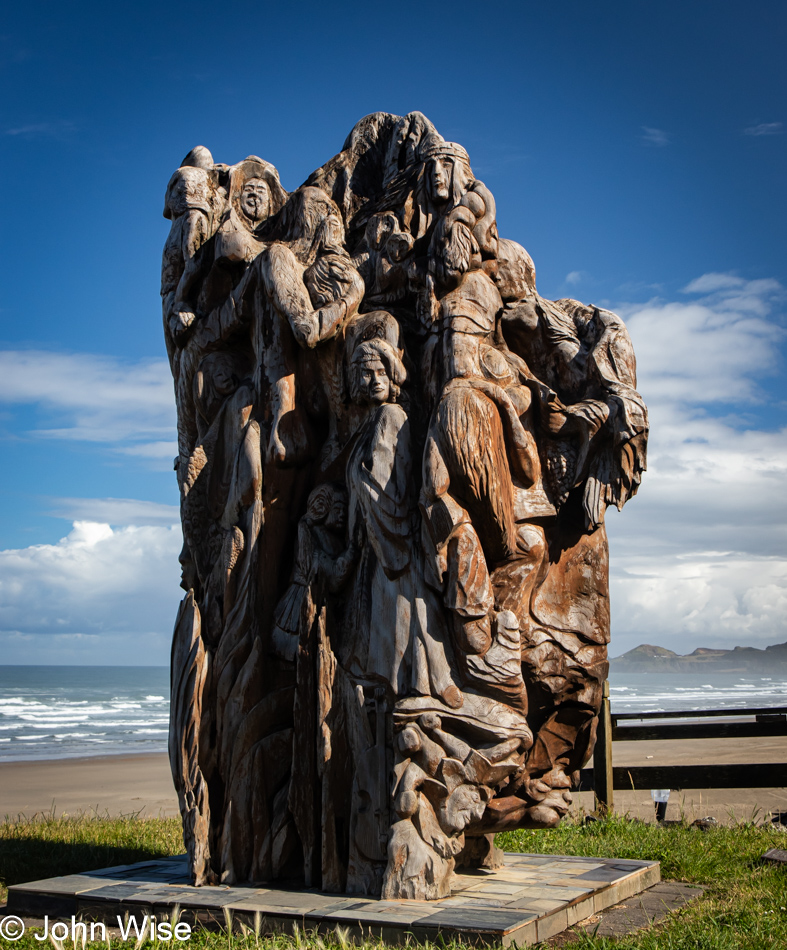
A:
[[8, 852, 660, 946]]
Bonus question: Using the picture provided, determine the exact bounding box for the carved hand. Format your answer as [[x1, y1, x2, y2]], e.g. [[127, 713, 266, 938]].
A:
[[170, 307, 196, 345]]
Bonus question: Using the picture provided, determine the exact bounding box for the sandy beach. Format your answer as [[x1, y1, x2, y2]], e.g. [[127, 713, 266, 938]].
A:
[[0, 754, 179, 819], [1, 736, 784, 824]]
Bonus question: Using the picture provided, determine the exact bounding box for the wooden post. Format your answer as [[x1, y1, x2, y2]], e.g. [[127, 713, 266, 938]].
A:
[[594, 680, 613, 813]]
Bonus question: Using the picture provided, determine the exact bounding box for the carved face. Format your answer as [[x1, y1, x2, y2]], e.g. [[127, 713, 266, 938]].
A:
[[428, 158, 451, 204], [356, 358, 391, 405], [325, 493, 347, 531], [240, 178, 269, 222], [440, 784, 486, 833], [211, 359, 237, 396], [321, 213, 345, 252]]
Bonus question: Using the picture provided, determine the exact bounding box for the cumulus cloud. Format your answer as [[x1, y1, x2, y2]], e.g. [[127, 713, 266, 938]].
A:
[[0, 352, 182, 662], [641, 126, 669, 147], [0, 521, 183, 664], [617, 277, 784, 406], [607, 273, 787, 654], [744, 121, 783, 137], [564, 271, 584, 286], [0, 351, 176, 459], [611, 548, 786, 647], [1, 277, 784, 662]]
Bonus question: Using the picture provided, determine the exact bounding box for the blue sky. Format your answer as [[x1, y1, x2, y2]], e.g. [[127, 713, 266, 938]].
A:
[[0, 0, 785, 663]]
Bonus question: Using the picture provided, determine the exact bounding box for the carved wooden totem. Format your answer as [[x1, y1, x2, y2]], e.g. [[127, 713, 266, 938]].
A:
[[163, 114, 648, 899]]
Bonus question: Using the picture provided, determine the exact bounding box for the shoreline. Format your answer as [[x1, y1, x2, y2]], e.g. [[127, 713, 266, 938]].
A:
[[0, 749, 168, 766], [2, 736, 785, 825]]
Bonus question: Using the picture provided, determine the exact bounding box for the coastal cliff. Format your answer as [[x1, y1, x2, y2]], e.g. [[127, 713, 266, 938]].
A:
[[610, 641, 787, 673]]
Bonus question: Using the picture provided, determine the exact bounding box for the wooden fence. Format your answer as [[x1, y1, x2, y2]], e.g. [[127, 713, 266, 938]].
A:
[[577, 682, 787, 811]]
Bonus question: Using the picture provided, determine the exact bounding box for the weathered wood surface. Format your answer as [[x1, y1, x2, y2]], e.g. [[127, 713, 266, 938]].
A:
[[580, 763, 787, 791], [613, 707, 787, 721], [612, 722, 787, 741], [162, 113, 648, 899], [593, 680, 614, 812], [587, 702, 787, 800]]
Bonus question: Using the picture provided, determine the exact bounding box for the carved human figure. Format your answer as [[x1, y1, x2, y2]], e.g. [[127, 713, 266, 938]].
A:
[[269, 483, 358, 885], [165, 159, 285, 473], [414, 153, 625, 829], [342, 337, 458, 707], [197, 158, 288, 315], [353, 212, 415, 308], [161, 146, 226, 358], [272, 483, 357, 663], [247, 187, 365, 468], [420, 179, 542, 689]]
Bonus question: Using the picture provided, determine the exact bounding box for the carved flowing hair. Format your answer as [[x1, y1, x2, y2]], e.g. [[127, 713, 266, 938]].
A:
[[430, 211, 480, 285], [278, 186, 347, 266], [349, 338, 407, 404], [304, 253, 354, 309], [538, 298, 582, 351]]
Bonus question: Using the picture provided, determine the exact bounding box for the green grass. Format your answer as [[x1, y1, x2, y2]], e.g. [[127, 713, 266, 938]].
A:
[[0, 811, 182, 905], [1, 812, 786, 947], [499, 815, 787, 948]]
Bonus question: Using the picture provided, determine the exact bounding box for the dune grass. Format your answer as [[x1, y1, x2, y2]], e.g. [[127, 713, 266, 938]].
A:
[[1, 811, 786, 947]]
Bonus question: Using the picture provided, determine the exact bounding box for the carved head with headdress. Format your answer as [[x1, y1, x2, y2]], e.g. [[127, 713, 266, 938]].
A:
[[418, 139, 475, 209], [349, 337, 407, 405], [163, 147, 218, 220], [229, 157, 288, 234]]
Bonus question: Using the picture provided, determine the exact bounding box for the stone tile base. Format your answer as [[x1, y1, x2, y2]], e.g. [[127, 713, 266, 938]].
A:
[[545, 881, 704, 945], [8, 853, 660, 946]]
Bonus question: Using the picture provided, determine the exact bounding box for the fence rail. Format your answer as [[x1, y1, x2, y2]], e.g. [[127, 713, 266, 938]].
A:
[[578, 683, 786, 810]]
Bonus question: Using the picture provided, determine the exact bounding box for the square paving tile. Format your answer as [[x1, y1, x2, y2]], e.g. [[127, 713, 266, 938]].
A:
[[8, 851, 660, 945]]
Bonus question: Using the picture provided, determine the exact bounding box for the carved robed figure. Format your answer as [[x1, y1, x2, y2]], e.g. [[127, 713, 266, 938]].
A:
[[164, 113, 648, 899]]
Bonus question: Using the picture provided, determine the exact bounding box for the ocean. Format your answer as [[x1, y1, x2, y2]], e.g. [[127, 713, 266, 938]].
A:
[[607, 671, 787, 714], [0, 667, 169, 762], [0, 666, 785, 762]]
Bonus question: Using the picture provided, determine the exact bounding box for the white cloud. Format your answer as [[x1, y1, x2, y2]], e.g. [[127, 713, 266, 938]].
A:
[[2, 277, 784, 662], [0, 352, 182, 662], [607, 273, 787, 654], [641, 126, 669, 147], [5, 120, 76, 138], [744, 122, 783, 137], [611, 549, 787, 648], [0, 521, 183, 664], [0, 351, 176, 455], [681, 272, 744, 294], [565, 271, 584, 286], [47, 497, 180, 526], [119, 441, 178, 461]]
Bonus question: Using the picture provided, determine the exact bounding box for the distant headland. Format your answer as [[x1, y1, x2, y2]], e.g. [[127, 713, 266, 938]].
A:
[[610, 641, 787, 673]]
